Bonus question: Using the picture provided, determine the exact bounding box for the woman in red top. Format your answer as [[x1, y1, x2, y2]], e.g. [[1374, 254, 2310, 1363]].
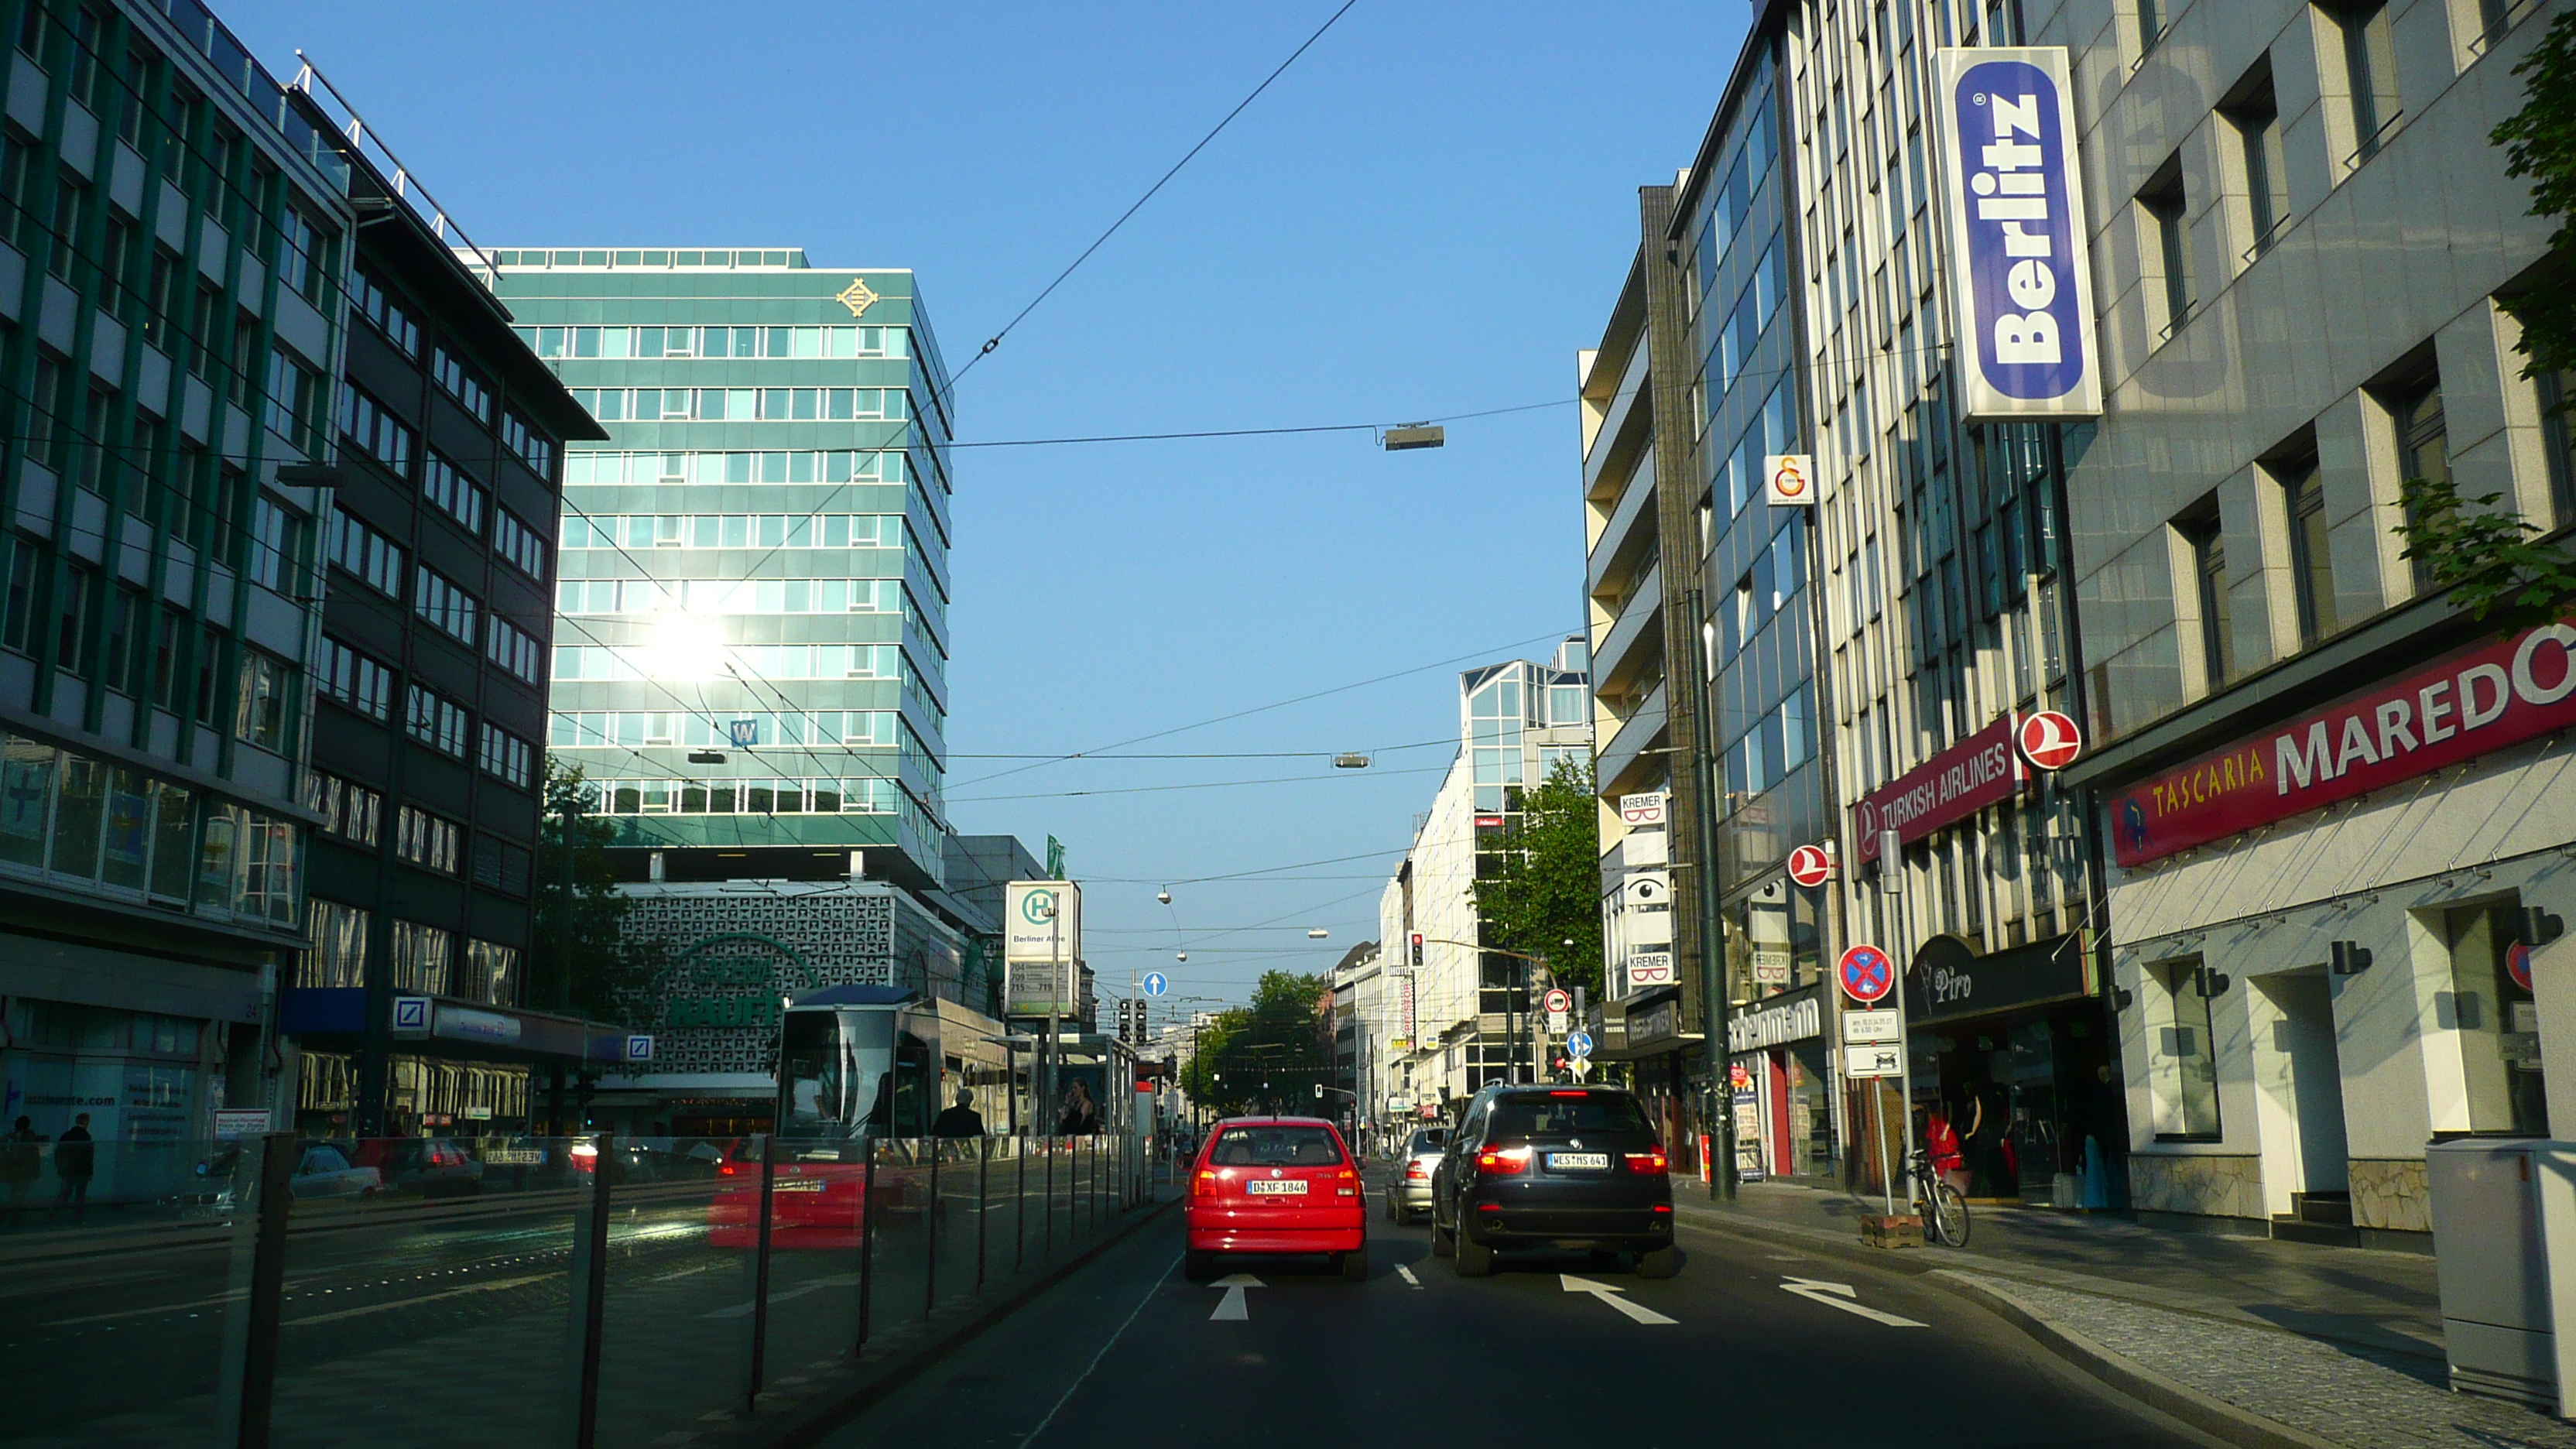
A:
[[1924, 1096, 1977, 1196]]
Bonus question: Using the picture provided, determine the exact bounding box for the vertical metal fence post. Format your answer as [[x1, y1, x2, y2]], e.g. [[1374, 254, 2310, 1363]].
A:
[[744, 1133, 776, 1415], [1015, 1137, 1027, 1269], [1043, 1134, 1056, 1255], [216, 1131, 296, 1449], [566, 1133, 614, 1449], [855, 1139, 877, 1352], [975, 1136, 989, 1293], [924, 1139, 940, 1321]]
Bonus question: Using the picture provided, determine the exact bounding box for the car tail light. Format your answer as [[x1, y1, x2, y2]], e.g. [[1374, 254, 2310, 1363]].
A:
[[1548, 1090, 1588, 1098], [1193, 1170, 1218, 1197], [1476, 1146, 1530, 1177], [719, 1163, 737, 1176], [1404, 1164, 1427, 1180], [1625, 1146, 1670, 1175]]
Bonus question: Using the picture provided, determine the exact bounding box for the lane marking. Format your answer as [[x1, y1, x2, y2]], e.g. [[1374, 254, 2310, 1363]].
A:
[[1559, 1273, 1677, 1326], [703, 1272, 863, 1319], [1022, 1252, 1178, 1447], [1395, 1263, 1420, 1288], [1780, 1276, 1927, 1327], [1209, 1272, 1265, 1321], [283, 1274, 550, 1326]]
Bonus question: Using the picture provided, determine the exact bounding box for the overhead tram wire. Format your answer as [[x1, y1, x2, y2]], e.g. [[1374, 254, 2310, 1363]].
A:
[[933, 0, 1365, 408], [946, 762, 1445, 804]]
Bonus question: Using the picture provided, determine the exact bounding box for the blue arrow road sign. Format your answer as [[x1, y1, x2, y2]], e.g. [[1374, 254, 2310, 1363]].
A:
[[1142, 971, 1169, 997], [1567, 1030, 1594, 1058]]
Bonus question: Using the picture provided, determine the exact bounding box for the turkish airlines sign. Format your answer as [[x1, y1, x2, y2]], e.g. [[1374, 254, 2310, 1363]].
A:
[[1935, 47, 2102, 420], [2108, 618, 2576, 867], [1852, 712, 2022, 865]]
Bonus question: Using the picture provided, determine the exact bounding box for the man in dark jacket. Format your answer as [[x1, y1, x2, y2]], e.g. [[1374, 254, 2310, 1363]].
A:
[[931, 1089, 985, 1139], [52, 1114, 95, 1222], [0, 1115, 41, 1225]]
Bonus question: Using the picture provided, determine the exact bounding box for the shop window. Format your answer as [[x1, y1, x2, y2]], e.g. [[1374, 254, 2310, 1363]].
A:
[[2146, 959, 2221, 1139], [2441, 902, 2548, 1135]]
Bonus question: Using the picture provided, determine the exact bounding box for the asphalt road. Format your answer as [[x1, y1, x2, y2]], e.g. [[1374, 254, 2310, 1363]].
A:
[[820, 1185, 2226, 1449]]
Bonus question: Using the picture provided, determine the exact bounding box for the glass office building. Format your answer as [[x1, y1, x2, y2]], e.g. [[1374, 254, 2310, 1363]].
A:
[[487, 250, 952, 889]]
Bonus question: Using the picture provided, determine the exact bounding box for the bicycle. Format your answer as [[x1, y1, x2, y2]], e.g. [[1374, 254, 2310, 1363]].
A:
[[1907, 1146, 1970, 1247]]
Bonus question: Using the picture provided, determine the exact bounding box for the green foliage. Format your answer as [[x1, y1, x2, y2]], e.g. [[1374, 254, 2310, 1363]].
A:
[[533, 759, 663, 1022], [1177, 971, 1331, 1116], [2494, 9, 2576, 383], [1472, 757, 1604, 996], [2396, 473, 2576, 624]]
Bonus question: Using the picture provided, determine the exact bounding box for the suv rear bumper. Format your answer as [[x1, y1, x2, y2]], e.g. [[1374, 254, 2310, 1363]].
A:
[[1462, 1204, 1673, 1251]]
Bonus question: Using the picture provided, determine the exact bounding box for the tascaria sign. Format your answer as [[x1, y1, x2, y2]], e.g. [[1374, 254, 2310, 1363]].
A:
[[1937, 48, 2102, 420]]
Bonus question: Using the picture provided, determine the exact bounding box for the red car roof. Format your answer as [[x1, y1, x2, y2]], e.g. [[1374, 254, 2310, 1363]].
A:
[[1209, 1115, 1339, 1129]]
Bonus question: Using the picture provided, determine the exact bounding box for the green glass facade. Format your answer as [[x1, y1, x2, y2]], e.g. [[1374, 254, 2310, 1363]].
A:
[[488, 249, 951, 880]]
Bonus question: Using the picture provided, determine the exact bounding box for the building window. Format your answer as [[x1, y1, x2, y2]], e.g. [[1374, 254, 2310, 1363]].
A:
[[316, 635, 393, 721], [274, 207, 334, 306], [395, 805, 461, 875], [389, 919, 453, 995], [406, 684, 469, 758], [234, 650, 296, 753], [431, 345, 493, 423], [2393, 382, 2447, 592], [304, 769, 382, 847], [2281, 463, 2335, 647], [493, 509, 545, 580], [413, 566, 480, 646], [485, 617, 542, 684], [460, 940, 522, 1007], [500, 409, 553, 475], [423, 451, 487, 535], [2228, 78, 2287, 259], [338, 383, 416, 476], [326, 508, 405, 598], [2146, 960, 2222, 1139], [2337, 2, 2400, 164], [2537, 369, 2576, 529], [264, 349, 325, 455], [2139, 159, 2191, 336], [478, 723, 535, 789], [247, 497, 309, 596], [349, 267, 420, 357], [2138, 0, 2165, 51], [2443, 902, 2548, 1135], [302, 898, 369, 988], [2186, 514, 2233, 688]]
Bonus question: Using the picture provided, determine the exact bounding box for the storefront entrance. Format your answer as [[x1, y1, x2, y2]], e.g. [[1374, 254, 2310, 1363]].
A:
[[1907, 933, 2124, 1208]]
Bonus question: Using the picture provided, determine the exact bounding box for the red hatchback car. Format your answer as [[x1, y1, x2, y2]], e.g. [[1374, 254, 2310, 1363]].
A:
[[1185, 1116, 1366, 1282]]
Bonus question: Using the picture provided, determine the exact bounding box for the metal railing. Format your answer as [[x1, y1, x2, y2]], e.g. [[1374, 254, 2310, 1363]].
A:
[[0, 1129, 1163, 1449]]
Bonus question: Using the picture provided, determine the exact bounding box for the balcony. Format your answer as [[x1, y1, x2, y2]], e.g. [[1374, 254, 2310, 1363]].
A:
[[1594, 677, 1669, 796]]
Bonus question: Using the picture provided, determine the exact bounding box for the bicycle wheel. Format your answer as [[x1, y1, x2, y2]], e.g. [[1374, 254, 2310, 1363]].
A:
[[1932, 1184, 1970, 1247]]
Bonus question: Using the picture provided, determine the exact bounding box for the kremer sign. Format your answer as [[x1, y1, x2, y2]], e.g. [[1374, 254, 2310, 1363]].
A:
[[1935, 47, 2102, 420]]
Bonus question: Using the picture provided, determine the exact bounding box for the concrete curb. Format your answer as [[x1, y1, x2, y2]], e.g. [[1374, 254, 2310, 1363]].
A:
[[1928, 1270, 2348, 1449], [713, 1193, 1180, 1449], [1672, 1205, 2350, 1449]]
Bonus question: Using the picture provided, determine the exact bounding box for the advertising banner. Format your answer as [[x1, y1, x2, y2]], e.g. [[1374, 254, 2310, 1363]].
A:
[[1935, 47, 2102, 420], [1850, 712, 2021, 865], [2108, 618, 2576, 866]]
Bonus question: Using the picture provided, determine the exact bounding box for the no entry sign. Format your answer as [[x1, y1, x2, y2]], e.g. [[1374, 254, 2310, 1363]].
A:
[[1786, 844, 1834, 888], [2019, 710, 2083, 771], [1838, 944, 1896, 1004]]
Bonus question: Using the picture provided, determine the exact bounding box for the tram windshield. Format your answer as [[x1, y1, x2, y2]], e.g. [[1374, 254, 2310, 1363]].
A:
[[775, 1002, 937, 1141]]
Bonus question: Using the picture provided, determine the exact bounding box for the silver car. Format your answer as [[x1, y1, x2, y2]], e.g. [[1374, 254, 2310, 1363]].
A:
[[1382, 1127, 1448, 1223]]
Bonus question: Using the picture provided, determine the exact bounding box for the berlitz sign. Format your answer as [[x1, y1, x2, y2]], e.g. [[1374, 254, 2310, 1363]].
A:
[[1852, 712, 2021, 865], [2108, 618, 2576, 867], [1934, 47, 2102, 420]]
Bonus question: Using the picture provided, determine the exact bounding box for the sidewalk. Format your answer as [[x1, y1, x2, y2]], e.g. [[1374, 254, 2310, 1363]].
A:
[[1673, 1179, 2575, 1449]]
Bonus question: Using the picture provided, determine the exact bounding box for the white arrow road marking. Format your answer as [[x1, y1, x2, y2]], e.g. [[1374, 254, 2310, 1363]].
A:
[[1210, 1273, 1265, 1321], [1779, 1276, 1927, 1327], [1560, 1273, 1677, 1325], [1396, 1263, 1421, 1287]]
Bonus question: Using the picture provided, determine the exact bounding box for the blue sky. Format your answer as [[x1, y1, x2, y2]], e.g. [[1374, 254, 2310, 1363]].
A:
[[221, 1, 1751, 1009]]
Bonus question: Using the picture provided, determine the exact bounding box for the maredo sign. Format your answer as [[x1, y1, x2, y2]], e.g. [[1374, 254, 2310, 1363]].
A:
[[2109, 618, 2576, 867]]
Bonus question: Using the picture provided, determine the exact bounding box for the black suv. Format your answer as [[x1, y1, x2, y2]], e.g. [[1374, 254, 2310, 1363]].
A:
[[1430, 1084, 1677, 1278]]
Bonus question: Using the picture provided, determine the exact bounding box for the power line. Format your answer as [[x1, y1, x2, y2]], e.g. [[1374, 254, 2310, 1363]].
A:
[[946, 762, 1444, 805], [949, 738, 1449, 759], [943, 396, 1574, 450], [944, 0, 1363, 395]]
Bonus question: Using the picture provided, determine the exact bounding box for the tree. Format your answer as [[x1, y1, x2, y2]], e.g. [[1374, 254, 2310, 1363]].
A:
[[1473, 757, 1604, 995], [2424, 14, 2576, 622], [1177, 971, 1331, 1116], [533, 759, 660, 1023]]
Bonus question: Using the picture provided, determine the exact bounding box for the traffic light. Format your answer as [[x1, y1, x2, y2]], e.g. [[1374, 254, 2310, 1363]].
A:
[[1410, 932, 1423, 966]]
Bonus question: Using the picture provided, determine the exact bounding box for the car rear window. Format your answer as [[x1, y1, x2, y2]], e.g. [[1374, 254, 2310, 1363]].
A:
[[1208, 1125, 1345, 1166], [1490, 1093, 1652, 1137], [1407, 1131, 1445, 1153]]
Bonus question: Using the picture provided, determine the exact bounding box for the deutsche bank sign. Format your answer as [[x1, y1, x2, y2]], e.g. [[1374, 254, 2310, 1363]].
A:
[[1935, 48, 2101, 420]]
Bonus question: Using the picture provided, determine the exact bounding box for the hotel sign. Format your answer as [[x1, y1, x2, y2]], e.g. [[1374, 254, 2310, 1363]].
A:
[[1851, 712, 2022, 865], [2110, 618, 2576, 866], [1934, 48, 2102, 420]]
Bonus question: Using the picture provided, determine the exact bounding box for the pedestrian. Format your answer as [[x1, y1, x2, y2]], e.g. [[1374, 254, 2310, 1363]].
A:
[[1057, 1080, 1098, 1136], [932, 1088, 985, 1139], [1924, 1098, 1971, 1197], [0, 1115, 41, 1225], [51, 1113, 95, 1223]]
